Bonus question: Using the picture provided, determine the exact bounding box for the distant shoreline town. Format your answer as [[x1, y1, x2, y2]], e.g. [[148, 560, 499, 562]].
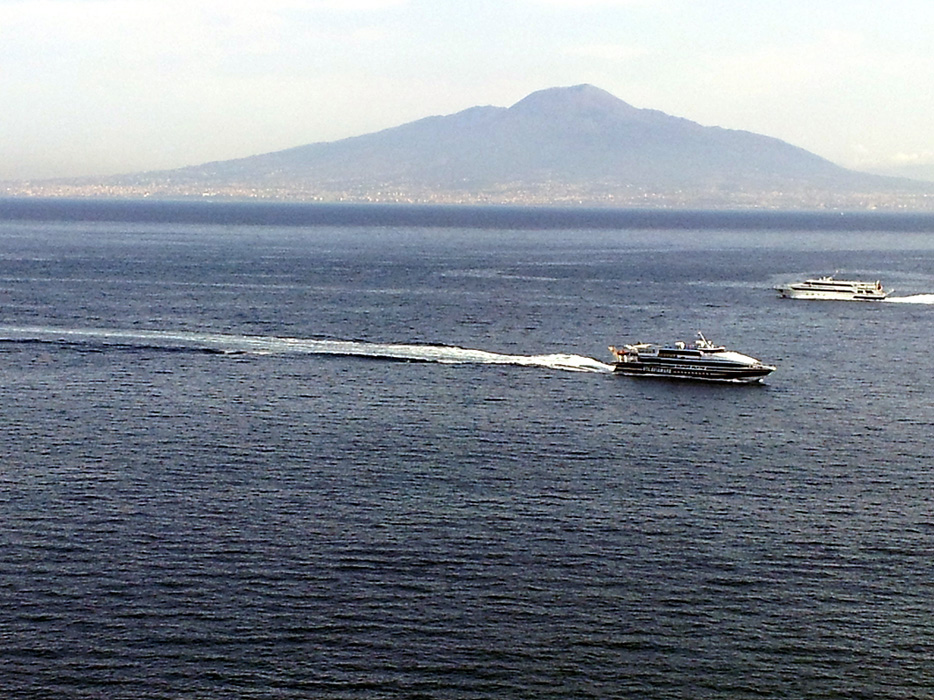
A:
[[5, 181, 934, 211]]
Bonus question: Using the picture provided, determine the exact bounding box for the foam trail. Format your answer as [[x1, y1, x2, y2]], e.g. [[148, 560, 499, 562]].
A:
[[0, 325, 614, 373], [884, 294, 934, 304]]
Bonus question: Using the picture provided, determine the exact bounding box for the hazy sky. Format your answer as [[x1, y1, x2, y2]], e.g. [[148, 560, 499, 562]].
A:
[[2, 0, 933, 180]]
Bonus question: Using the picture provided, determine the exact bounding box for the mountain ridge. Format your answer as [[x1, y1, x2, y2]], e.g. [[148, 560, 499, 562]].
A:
[[8, 84, 932, 209]]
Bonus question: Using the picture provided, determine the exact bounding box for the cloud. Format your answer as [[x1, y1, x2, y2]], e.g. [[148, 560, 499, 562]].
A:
[[0, 0, 408, 43], [0, 0, 402, 73], [564, 43, 648, 61], [702, 31, 871, 95], [295, 0, 408, 8], [699, 28, 934, 103], [523, 0, 654, 5], [864, 150, 934, 167]]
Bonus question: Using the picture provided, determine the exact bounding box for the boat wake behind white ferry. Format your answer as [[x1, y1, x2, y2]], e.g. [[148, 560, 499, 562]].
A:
[[883, 294, 934, 304]]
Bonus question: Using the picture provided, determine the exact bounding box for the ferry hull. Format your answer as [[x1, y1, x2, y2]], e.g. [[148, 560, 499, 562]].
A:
[[777, 288, 887, 301], [612, 361, 775, 383]]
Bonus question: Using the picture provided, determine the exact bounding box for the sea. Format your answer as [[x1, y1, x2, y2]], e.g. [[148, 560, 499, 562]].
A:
[[1, 199, 933, 699]]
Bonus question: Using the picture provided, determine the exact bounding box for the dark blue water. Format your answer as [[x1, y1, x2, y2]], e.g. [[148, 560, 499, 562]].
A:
[[2, 201, 934, 699]]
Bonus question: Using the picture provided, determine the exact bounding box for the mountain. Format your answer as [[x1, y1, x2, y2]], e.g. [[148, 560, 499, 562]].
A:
[[15, 84, 932, 208]]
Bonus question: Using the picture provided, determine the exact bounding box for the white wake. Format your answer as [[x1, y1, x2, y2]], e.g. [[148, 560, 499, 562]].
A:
[[884, 294, 934, 304], [0, 325, 614, 374], [276, 336, 613, 372]]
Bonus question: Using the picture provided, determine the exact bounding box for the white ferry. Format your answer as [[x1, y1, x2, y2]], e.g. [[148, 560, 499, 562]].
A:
[[775, 276, 889, 301], [609, 332, 776, 383]]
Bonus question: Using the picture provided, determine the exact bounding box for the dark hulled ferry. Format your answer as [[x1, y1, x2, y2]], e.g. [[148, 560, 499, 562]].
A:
[[609, 332, 776, 383]]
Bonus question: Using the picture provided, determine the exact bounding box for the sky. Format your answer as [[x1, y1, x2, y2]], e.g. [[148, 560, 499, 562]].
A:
[[2, 0, 934, 181]]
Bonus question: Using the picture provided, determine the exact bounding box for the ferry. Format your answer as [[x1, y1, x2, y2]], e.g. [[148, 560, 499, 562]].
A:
[[609, 332, 776, 383], [775, 276, 889, 301]]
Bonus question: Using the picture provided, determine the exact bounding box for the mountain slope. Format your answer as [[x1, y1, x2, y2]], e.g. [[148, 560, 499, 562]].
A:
[[48, 84, 930, 206]]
